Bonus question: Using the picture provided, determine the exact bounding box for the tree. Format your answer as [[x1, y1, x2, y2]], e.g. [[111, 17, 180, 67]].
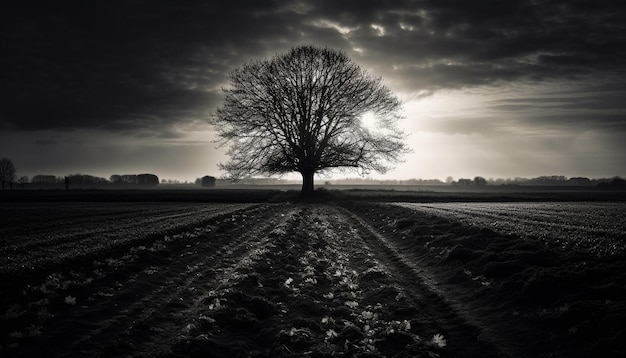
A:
[[137, 174, 159, 186], [0, 158, 16, 190], [110, 175, 122, 184], [473, 176, 487, 185], [201, 175, 216, 187], [31, 175, 57, 184], [211, 45, 408, 196]]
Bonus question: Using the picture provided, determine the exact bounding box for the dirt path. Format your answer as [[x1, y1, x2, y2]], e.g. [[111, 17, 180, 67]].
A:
[[168, 204, 478, 357], [4, 203, 571, 357], [335, 206, 509, 357]]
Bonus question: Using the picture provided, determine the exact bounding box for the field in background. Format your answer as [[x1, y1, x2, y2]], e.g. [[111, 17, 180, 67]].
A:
[[395, 202, 626, 255], [2, 185, 626, 203]]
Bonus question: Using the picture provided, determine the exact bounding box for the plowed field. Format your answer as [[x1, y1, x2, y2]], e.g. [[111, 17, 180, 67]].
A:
[[2, 201, 624, 357]]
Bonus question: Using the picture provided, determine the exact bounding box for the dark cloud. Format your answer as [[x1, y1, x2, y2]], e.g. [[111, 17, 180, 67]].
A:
[[486, 81, 626, 134], [333, 0, 626, 92], [0, 1, 276, 133], [1, 0, 625, 135]]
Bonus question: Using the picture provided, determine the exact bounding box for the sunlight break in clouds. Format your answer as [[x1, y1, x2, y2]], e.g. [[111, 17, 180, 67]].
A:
[[311, 19, 356, 35]]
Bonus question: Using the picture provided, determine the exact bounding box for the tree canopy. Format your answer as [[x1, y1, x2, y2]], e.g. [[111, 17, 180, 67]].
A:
[[210, 45, 408, 196]]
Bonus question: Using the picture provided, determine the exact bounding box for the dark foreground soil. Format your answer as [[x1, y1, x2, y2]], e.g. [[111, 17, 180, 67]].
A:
[[2, 201, 624, 357]]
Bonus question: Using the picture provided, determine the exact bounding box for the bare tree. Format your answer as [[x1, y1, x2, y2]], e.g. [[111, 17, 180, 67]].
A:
[[211, 46, 408, 196], [0, 158, 16, 190]]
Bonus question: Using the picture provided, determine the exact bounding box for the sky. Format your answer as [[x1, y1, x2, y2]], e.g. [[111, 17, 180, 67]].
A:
[[1, 0, 625, 182]]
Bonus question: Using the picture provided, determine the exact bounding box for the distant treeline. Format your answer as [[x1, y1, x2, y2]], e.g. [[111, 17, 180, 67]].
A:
[[16, 174, 219, 189], [159, 175, 626, 189], [328, 175, 626, 188], [27, 173, 160, 188], [476, 175, 626, 187], [110, 174, 159, 186], [7, 173, 626, 190], [451, 175, 599, 186]]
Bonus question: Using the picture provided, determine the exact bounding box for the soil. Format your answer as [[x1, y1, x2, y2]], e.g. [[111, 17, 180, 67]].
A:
[[1, 201, 624, 357]]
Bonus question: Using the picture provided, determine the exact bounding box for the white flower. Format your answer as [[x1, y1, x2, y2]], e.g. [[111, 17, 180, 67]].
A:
[[208, 298, 222, 310], [400, 320, 411, 331], [305, 277, 317, 284], [326, 329, 338, 338], [184, 323, 196, 333], [64, 295, 76, 305], [361, 310, 374, 320], [323, 292, 334, 299], [199, 315, 215, 323], [432, 333, 447, 348], [284, 277, 294, 287], [345, 301, 358, 309], [284, 327, 313, 338]]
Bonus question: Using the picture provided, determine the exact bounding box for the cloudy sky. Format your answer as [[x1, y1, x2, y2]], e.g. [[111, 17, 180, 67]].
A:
[[1, 0, 625, 182]]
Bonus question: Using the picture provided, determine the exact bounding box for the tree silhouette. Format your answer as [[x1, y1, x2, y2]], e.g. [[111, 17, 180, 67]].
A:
[[0, 158, 16, 190], [473, 176, 487, 185], [201, 175, 216, 187], [137, 174, 159, 186], [211, 46, 408, 196]]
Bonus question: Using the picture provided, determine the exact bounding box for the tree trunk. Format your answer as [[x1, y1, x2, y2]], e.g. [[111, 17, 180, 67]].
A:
[[300, 170, 315, 197]]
